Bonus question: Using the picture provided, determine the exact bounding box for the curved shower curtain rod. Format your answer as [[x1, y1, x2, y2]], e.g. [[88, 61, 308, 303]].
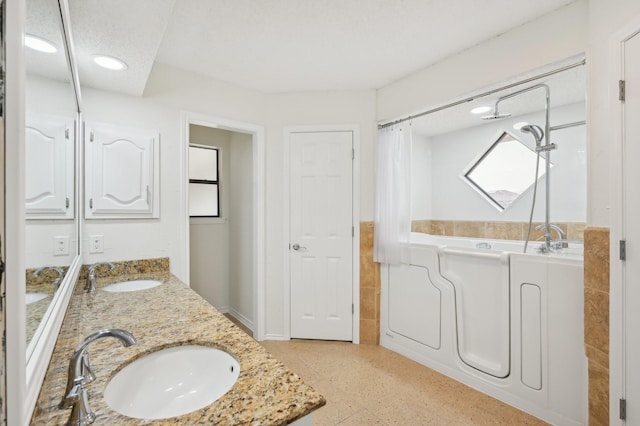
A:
[[377, 58, 586, 130]]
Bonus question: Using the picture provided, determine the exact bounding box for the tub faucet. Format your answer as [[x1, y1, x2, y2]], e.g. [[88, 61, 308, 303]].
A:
[[535, 223, 567, 251], [59, 329, 136, 425], [33, 265, 65, 290], [86, 262, 115, 294]]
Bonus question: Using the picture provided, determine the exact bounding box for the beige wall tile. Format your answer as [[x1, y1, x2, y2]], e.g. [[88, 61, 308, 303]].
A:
[[411, 220, 431, 233], [360, 287, 376, 320], [584, 227, 610, 293], [584, 287, 609, 354], [430, 220, 454, 236], [360, 318, 379, 345], [568, 222, 586, 241], [453, 221, 484, 238], [586, 344, 608, 371], [588, 358, 610, 426]]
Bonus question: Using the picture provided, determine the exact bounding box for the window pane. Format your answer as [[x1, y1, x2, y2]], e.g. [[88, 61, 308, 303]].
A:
[[189, 146, 218, 181], [464, 132, 548, 210], [189, 183, 219, 216]]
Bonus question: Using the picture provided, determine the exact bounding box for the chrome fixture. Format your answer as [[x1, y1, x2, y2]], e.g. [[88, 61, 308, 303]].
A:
[[59, 329, 136, 425], [536, 223, 569, 251], [86, 262, 114, 294], [33, 265, 65, 289], [482, 83, 556, 253], [520, 124, 544, 145]]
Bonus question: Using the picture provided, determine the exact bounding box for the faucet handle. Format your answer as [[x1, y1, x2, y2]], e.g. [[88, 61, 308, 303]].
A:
[[80, 351, 95, 384]]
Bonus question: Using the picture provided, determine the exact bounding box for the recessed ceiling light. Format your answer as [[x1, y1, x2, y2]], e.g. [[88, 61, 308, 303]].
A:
[[513, 122, 528, 130], [470, 106, 492, 115], [93, 55, 128, 71], [25, 34, 57, 53]]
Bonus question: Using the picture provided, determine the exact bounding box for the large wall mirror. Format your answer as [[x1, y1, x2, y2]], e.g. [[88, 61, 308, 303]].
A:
[[410, 56, 586, 241], [24, 0, 81, 415]]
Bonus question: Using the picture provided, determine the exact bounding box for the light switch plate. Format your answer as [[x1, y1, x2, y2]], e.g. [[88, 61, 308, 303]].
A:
[[53, 236, 70, 256], [89, 235, 104, 254]]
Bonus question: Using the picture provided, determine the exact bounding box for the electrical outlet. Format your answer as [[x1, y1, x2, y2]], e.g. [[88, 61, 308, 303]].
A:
[[53, 236, 70, 256], [89, 235, 104, 254]]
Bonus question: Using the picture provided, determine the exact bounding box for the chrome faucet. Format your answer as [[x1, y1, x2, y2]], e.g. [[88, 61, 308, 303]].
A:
[[86, 262, 115, 294], [535, 223, 567, 251], [33, 265, 65, 289], [59, 329, 136, 425]]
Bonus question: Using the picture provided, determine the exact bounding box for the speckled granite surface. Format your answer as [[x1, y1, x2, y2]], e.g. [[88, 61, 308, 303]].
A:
[[31, 258, 325, 425]]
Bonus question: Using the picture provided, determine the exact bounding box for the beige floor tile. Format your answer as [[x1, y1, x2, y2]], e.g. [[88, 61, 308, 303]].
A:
[[259, 340, 548, 426], [337, 409, 389, 425]]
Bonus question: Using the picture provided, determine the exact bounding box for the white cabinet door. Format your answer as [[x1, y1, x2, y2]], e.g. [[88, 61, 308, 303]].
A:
[[25, 114, 74, 219], [85, 122, 159, 218], [289, 131, 353, 341]]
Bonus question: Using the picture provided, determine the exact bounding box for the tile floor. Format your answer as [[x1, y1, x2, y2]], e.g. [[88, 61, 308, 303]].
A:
[[260, 340, 548, 426], [223, 315, 547, 425]]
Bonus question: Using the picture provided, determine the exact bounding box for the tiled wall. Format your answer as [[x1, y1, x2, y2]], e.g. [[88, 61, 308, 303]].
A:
[[360, 222, 380, 345], [584, 227, 610, 425], [412, 220, 585, 241]]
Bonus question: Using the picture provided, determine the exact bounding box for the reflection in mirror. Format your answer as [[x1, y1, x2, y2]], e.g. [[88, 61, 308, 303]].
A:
[[24, 0, 79, 360], [411, 59, 586, 241], [463, 132, 550, 211]]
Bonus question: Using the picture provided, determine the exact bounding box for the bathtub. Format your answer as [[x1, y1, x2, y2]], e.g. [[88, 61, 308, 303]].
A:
[[380, 232, 586, 425]]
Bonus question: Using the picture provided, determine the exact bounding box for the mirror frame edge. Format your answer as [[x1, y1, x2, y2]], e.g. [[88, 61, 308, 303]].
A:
[[5, 0, 27, 423], [18, 0, 83, 423]]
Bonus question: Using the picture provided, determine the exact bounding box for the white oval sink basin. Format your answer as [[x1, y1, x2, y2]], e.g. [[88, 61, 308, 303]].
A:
[[26, 292, 48, 305], [104, 345, 240, 420], [103, 279, 162, 293]]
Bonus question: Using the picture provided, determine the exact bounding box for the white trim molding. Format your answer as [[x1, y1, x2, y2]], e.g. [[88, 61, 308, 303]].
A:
[[180, 111, 266, 341], [609, 14, 640, 426]]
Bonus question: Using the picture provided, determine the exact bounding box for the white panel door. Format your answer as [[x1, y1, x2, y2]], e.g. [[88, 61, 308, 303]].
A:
[[624, 30, 640, 424], [85, 122, 159, 218], [25, 114, 74, 218], [290, 131, 353, 341]]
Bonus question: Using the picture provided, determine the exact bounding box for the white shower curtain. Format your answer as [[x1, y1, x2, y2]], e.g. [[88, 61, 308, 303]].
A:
[[374, 124, 412, 265]]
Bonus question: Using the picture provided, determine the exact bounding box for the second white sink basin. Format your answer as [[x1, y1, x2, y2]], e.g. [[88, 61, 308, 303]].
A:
[[103, 279, 162, 293], [103, 345, 240, 420]]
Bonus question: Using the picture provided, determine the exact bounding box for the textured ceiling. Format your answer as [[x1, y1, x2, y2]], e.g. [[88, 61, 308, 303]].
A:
[[27, 0, 577, 96]]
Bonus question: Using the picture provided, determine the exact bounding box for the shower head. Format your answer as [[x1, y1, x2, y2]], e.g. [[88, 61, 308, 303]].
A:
[[520, 124, 544, 145], [481, 112, 511, 120]]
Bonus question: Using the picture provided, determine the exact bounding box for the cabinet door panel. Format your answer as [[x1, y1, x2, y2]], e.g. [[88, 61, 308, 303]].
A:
[[25, 114, 74, 219], [85, 122, 159, 218]]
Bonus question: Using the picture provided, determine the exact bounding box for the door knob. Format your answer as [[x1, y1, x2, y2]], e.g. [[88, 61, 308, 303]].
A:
[[292, 243, 306, 251]]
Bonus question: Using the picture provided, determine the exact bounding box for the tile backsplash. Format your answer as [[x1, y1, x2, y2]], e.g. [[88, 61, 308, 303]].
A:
[[412, 220, 585, 241]]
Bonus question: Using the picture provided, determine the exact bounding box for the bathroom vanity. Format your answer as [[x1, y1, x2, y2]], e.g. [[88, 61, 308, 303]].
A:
[[30, 258, 325, 425]]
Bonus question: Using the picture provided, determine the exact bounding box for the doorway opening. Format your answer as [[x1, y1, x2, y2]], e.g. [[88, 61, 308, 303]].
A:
[[181, 113, 265, 341]]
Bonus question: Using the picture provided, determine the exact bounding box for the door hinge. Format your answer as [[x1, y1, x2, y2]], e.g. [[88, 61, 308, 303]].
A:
[[620, 80, 626, 102], [89, 198, 93, 209], [620, 398, 627, 420], [352, 226, 355, 237], [620, 240, 627, 261], [352, 148, 355, 160], [65, 128, 69, 139], [90, 131, 94, 142], [65, 197, 70, 209], [352, 303, 354, 314]]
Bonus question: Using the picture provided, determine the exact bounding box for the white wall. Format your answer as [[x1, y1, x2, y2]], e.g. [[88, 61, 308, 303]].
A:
[[377, 1, 588, 123], [263, 90, 376, 337], [229, 131, 253, 326], [411, 133, 432, 220], [413, 103, 586, 223], [189, 125, 231, 312], [81, 87, 186, 277], [80, 67, 376, 338], [588, 0, 640, 226]]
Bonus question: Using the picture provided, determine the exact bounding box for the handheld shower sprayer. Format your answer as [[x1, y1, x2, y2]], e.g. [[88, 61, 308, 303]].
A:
[[520, 124, 544, 146]]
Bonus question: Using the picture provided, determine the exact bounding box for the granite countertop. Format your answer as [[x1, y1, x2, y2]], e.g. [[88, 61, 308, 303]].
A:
[[31, 258, 325, 425]]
